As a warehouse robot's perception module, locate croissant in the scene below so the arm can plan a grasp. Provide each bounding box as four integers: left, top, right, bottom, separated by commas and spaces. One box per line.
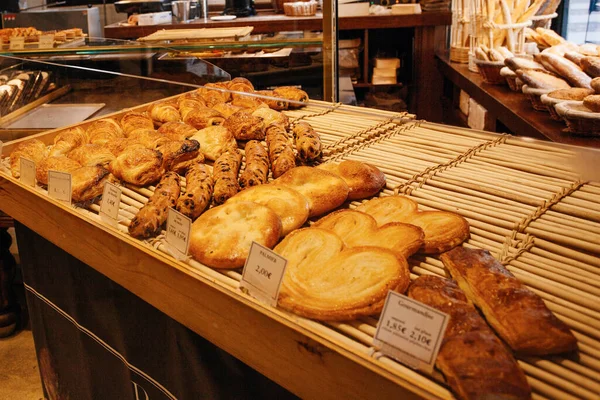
239, 140, 269, 189
108, 144, 164, 186
197, 83, 230, 106
48, 126, 88, 157
254, 90, 289, 110
178, 99, 205, 120
128, 129, 170, 149
87, 118, 124, 145
128, 172, 181, 239
71, 165, 112, 203
212, 102, 243, 118
251, 107, 289, 129
227, 77, 254, 93
68, 144, 115, 167
176, 163, 213, 220
183, 107, 225, 130
293, 121, 321, 163
223, 110, 265, 141
147, 102, 181, 125
36, 156, 82, 186
120, 112, 154, 136
231, 95, 267, 110
212, 147, 242, 205
157, 121, 198, 141
156, 139, 201, 172
105, 137, 135, 156
273, 86, 309, 108
9, 139, 47, 178
177, 91, 206, 109
265, 124, 295, 178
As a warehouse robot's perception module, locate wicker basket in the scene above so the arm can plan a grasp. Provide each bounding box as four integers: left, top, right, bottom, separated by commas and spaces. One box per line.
540, 93, 567, 121
500, 67, 522, 91
474, 59, 506, 84
522, 85, 553, 112
555, 100, 600, 136
450, 46, 470, 63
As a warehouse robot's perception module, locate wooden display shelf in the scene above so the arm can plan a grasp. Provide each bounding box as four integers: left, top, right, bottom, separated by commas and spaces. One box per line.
436, 53, 600, 148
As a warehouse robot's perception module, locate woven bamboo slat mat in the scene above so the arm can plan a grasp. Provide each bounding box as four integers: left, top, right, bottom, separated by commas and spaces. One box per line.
1, 101, 599, 400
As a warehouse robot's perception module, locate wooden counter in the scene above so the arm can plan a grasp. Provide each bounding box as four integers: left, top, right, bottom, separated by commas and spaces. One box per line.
436, 53, 600, 148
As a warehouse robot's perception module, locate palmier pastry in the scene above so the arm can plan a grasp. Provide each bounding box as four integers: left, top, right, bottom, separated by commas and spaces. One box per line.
274, 166, 349, 218
254, 90, 288, 110
129, 172, 181, 239
108, 144, 164, 186
87, 118, 124, 145
176, 163, 213, 220
252, 107, 289, 129
189, 201, 282, 269
9, 139, 47, 178
147, 102, 181, 125
71, 165, 112, 203
68, 144, 115, 167
406, 211, 469, 254
265, 124, 295, 178
355, 196, 419, 227
189, 126, 237, 161
313, 209, 424, 259
212, 147, 243, 205
121, 112, 154, 136
408, 276, 532, 400
441, 247, 577, 356
292, 122, 321, 163
317, 160, 385, 200
48, 126, 88, 157
275, 227, 409, 321
197, 83, 230, 106
272, 86, 309, 108
239, 140, 269, 188
223, 110, 265, 141
183, 107, 225, 130
211, 102, 243, 118
227, 184, 309, 236
35, 156, 82, 186
156, 139, 201, 172
128, 129, 170, 150
157, 121, 197, 141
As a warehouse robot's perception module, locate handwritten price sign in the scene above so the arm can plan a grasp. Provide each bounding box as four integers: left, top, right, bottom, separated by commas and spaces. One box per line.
240, 242, 287, 307
165, 208, 192, 260
47, 170, 72, 204
100, 181, 122, 225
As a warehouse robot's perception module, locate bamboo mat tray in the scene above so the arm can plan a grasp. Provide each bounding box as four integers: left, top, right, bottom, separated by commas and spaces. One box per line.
1, 96, 599, 400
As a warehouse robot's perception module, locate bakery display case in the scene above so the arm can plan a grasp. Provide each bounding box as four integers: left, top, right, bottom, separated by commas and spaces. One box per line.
0, 56, 599, 400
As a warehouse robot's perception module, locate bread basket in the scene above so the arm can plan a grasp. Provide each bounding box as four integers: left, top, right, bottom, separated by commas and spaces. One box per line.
555, 100, 600, 136
540, 93, 568, 121
283, 1, 317, 16
522, 84, 553, 112
500, 67, 521, 91
474, 59, 506, 85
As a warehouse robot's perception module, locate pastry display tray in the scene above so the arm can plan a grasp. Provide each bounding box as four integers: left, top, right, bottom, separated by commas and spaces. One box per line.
0, 94, 599, 400
4, 103, 105, 129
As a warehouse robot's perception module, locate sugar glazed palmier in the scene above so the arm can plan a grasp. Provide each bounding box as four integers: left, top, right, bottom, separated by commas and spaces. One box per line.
128, 172, 181, 239
9, 139, 47, 178
212, 147, 243, 205
120, 112, 154, 136
223, 110, 265, 141
293, 122, 321, 163
108, 144, 164, 186
239, 140, 269, 189
87, 118, 124, 145
356, 196, 419, 226
265, 124, 295, 178
407, 211, 469, 254
176, 163, 213, 220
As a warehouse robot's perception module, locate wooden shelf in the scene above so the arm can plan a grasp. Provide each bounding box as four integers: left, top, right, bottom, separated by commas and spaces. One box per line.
353, 83, 404, 88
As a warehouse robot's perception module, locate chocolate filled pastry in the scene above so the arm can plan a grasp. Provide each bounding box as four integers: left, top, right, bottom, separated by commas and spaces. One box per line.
265, 124, 295, 178
292, 122, 321, 163
239, 140, 269, 188
128, 129, 171, 150
189, 125, 237, 161
147, 102, 181, 125
71, 165, 112, 203
120, 112, 155, 136
275, 227, 410, 321
317, 160, 385, 200
128, 172, 181, 239
227, 184, 309, 236
176, 163, 213, 220
35, 156, 82, 186
68, 144, 115, 167
274, 166, 349, 218
156, 139, 201, 172
87, 118, 124, 145
189, 201, 282, 268
408, 275, 531, 400
212, 147, 243, 205
406, 211, 470, 254
197, 83, 230, 106
313, 209, 424, 259
108, 144, 164, 186
223, 110, 265, 141
183, 107, 225, 130
211, 102, 243, 118
441, 247, 578, 356
157, 121, 197, 141
48, 126, 88, 157
254, 90, 289, 110
252, 107, 289, 129
9, 139, 48, 178
356, 196, 419, 226
273, 86, 309, 108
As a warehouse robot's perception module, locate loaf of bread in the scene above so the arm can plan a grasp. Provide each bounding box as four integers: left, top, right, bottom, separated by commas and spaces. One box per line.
547, 88, 594, 100
515, 68, 571, 90
583, 94, 600, 112
581, 56, 600, 78
540, 53, 592, 88
592, 77, 600, 93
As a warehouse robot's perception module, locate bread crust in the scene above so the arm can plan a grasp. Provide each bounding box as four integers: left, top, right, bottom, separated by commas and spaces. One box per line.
355, 195, 419, 226
317, 160, 386, 200
407, 211, 470, 254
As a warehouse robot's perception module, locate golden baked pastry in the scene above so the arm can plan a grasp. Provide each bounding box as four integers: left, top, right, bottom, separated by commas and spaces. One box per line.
548, 88, 595, 100
68, 144, 115, 167
183, 107, 225, 130
265, 124, 295, 178
212, 147, 243, 205
176, 163, 213, 220
156, 139, 201, 172
592, 77, 600, 93
197, 83, 230, 106
251, 107, 290, 129
212, 102, 243, 118
275, 227, 410, 321
583, 94, 600, 112
9, 139, 47, 178
178, 98, 205, 119
441, 247, 578, 356
176, 91, 206, 109
313, 209, 424, 259
408, 276, 531, 400
48, 126, 88, 157
120, 112, 154, 136
254, 90, 288, 110
239, 140, 269, 188
223, 110, 265, 141
35, 156, 82, 186
189, 201, 282, 269
128, 129, 170, 150
231, 96, 267, 110
406, 211, 469, 254
147, 102, 181, 125
274, 166, 349, 218
87, 118, 124, 145
104, 137, 134, 157
71, 166, 112, 203
189, 126, 237, 161
227, 77, 254, 93
317, 160, 386, 200
108, 144, 164, 186
355, 195, 419, 226
272, 86, 309, 108
157, 121, 197, 141
580, 56, 600, 78
292, 122, 321, 163
515, 69, 571, 90
227, 184, 309, 236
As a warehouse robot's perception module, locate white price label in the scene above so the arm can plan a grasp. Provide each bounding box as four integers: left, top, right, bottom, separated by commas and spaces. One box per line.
47, 170, 72, 204
38, 34, 54, 49
240, 242, 287, 307
99, 181, 122, 226
165, 208, 192, 260
19, 157, 36, 187
9, 36, 25, 50
374, 291, 449, 373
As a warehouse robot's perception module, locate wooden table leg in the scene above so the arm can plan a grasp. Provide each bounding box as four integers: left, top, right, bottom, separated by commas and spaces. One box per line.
0, 214, 17, 337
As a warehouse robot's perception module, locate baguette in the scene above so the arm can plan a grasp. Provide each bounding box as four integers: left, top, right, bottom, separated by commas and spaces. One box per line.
212, 147, 242, 205
564, 51, 586, 68
540, 53, 592, 88
592, 77, 600, 93
581, 56, 600, 78
408, 276, 531, 400
517, 0, 545, 23
440, 247, 578, 356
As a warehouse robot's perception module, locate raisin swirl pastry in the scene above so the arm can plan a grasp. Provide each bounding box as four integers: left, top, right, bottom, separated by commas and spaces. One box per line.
254, 89, 289, 110
176, 163, 214, 220
293, 121, 321, 163
239, 140, 269, 189
212, 147, 243, 205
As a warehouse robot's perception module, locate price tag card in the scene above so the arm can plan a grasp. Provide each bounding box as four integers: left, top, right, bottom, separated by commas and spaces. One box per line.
19, 157, 36, 187
374, 291, 449, 373
165, 208, 192, 260
47, 170, 72, 204
38, 34, 55, 49
9, 36, 25, 50
240, 242, 287, 307
99, 181, 122, 226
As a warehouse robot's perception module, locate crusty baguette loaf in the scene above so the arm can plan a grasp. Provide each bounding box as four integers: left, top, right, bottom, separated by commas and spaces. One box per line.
440, 247, 578, 356
564, 51, 586, 68
540, 53, 592, 88
592, 77, 600, 93
581, 56, 600, 78
408, 276, 531, 400
583, 94, 600, 112
515, 68, 571, 90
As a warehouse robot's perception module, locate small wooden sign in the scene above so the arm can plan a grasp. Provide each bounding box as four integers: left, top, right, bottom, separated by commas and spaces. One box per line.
47, 170, 72, 204
240, 242, 287, 307
9, 36, 25, 50
165, 208, 192, 260
19, 157, 36, 187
